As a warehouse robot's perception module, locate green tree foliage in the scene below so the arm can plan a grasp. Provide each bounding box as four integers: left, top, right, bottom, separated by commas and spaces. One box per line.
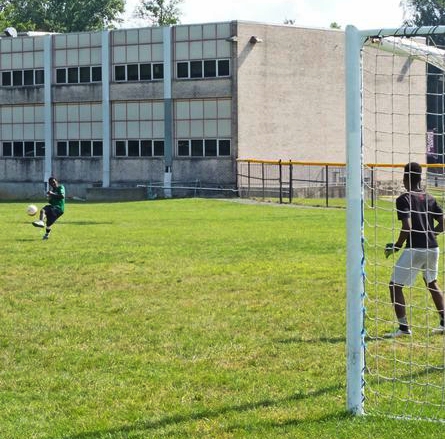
2, 0, 125, 32
330, 22, 341, 29
134, 0, 183, 26
401, 0, 445, 26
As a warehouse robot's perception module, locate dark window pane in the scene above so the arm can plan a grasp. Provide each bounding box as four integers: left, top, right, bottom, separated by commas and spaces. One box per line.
92, 141, 103, 156
128, 140, 139, 156
153, 140, 164, 156
92, 66, 102, 82
205, 139, 217, 156
56, 69, 66, 84
79, 67, 90, 83
127, 64, 139, 81
81, 140, 91, 156
218, 59, 230, 76
178, 140, 189, 156
23, 70, 34, 85
204, 60, 216, 77
116, 140, 126, 156
13, 70, 22, 86
57, 141, 67, 156
69, 140, 80, 156
24, 141, 34, 156
35, 70, 44, 84
191, 139, 203, 156
140, 64, 151, 80
219, 139, 231, 156
141, 140, 152, 156
177, 62, 188, 78
2, 71, 11, 86
190, 61, 202, 78
13, 141, 23, 157
68, 67, 78, 83
3, 142, 12, 156
36, 141, 45, 156
115, 65, 126, 81
153, 63, 163, 79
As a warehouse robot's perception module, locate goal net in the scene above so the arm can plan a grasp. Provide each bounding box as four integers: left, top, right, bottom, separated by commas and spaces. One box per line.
346, 25, 445, 421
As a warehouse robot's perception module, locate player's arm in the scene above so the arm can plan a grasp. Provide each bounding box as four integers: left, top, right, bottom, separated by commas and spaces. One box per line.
385, 217, 410, 258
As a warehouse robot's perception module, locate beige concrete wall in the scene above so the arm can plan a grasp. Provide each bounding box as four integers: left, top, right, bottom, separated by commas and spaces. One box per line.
236, 23, 346, 162
236, 23, 427, 166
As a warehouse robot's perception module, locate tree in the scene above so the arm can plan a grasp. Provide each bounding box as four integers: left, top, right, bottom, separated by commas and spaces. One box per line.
400, 1, 445, 165
330, 22, 341, 29
134, 0, 183, 26
3, 0, 125, 33
283, 18, 296, 25
401, 0, 445, 26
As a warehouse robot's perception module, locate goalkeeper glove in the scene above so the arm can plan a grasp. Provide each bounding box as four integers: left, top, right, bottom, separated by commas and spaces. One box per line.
384, 243, 400, 259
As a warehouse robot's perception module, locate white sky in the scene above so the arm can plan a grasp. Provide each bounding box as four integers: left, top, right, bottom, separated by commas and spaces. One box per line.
122, 0, 407, 30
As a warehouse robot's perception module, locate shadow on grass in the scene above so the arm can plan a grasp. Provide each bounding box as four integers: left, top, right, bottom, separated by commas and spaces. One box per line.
57, 384, 346, 439
276, 335, 346, 344
22, 221, 113, 226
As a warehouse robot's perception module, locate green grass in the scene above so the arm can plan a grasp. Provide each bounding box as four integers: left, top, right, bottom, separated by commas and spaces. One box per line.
0, 198, 444, 438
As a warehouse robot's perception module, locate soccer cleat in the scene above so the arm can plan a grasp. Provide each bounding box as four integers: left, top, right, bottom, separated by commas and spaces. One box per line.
431, 325, 445, 335
385, 328, 412, 338
32, 220, 45, 228
42, 234, 49, 240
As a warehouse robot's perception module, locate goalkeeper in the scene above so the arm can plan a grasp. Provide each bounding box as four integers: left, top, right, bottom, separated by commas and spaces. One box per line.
385, 162, 445, 337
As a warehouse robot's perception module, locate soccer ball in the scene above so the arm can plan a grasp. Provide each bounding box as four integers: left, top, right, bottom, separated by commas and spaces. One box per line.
27, 204, 38, 216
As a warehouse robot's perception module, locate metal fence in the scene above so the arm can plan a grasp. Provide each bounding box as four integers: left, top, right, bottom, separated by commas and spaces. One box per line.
237, 159, 348, 206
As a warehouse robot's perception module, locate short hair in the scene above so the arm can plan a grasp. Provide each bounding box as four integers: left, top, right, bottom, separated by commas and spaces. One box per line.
404, 162, 422, 185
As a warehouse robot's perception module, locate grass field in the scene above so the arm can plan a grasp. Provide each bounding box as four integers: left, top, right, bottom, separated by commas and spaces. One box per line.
1, 198, 444, 439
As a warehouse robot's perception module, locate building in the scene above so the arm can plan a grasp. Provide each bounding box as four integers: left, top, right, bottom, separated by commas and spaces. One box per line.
0, 22, 426, 199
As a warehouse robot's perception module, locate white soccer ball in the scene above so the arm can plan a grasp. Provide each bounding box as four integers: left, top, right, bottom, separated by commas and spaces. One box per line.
27, 204, 38, 216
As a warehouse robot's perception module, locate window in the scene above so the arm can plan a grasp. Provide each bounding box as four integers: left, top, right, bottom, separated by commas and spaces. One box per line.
190, 61, 202, 78
127, 64, 139, 81
176, 59, 231, 79
80, 66, 91, 83
1, 69, 45, 87
69, 141, 80, 156
153, 64, 164, 79
24, 70, 34, 85
178, 140, 190, 156
2, 142, 12, 156
2, 71, 11, 86
115, 140, 164, 157
0, 141, 45, 158
115, 65, 126, 81
218, 60, 230, 76
204, 60, 216, 77
68, 68, 79, 84
56, 69, 66, 84
140, 64, 151, 80
35, 70, 44, 85
92, 67, 102, 82
205, 139, 217, 156
177, 139, 231, 157
191, 139, 203, 156
57, 140, 102, 157
57, 141, 67, 156
114, 63, 164, 82
13, 71, 23, 86
177, 62, 189, 78
56, 67, 102, 84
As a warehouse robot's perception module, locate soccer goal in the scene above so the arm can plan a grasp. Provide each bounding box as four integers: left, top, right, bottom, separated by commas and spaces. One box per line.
346, 25, 445, 421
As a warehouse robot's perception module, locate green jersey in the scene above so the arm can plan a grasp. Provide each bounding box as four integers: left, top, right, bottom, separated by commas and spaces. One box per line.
50, 184, 65, 213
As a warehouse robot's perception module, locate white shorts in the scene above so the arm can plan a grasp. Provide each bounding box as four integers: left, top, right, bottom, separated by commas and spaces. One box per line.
390, 247, 440, 287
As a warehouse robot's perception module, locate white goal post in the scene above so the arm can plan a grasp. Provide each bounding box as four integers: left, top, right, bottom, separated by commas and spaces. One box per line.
346, 25, 445, 419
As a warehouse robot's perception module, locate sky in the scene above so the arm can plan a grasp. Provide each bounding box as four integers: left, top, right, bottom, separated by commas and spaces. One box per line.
122, 0, 407, 30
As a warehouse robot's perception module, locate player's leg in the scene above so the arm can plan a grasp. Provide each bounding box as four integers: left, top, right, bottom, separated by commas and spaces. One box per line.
424, 248, 444, 333
32, 205, 48, 228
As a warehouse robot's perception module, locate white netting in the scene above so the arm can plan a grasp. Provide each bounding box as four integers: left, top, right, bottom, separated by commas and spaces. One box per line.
361, 31, 445, 421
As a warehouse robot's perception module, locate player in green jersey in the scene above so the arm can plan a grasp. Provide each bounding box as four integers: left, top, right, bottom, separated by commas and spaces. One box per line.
32, 176, 65, 240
